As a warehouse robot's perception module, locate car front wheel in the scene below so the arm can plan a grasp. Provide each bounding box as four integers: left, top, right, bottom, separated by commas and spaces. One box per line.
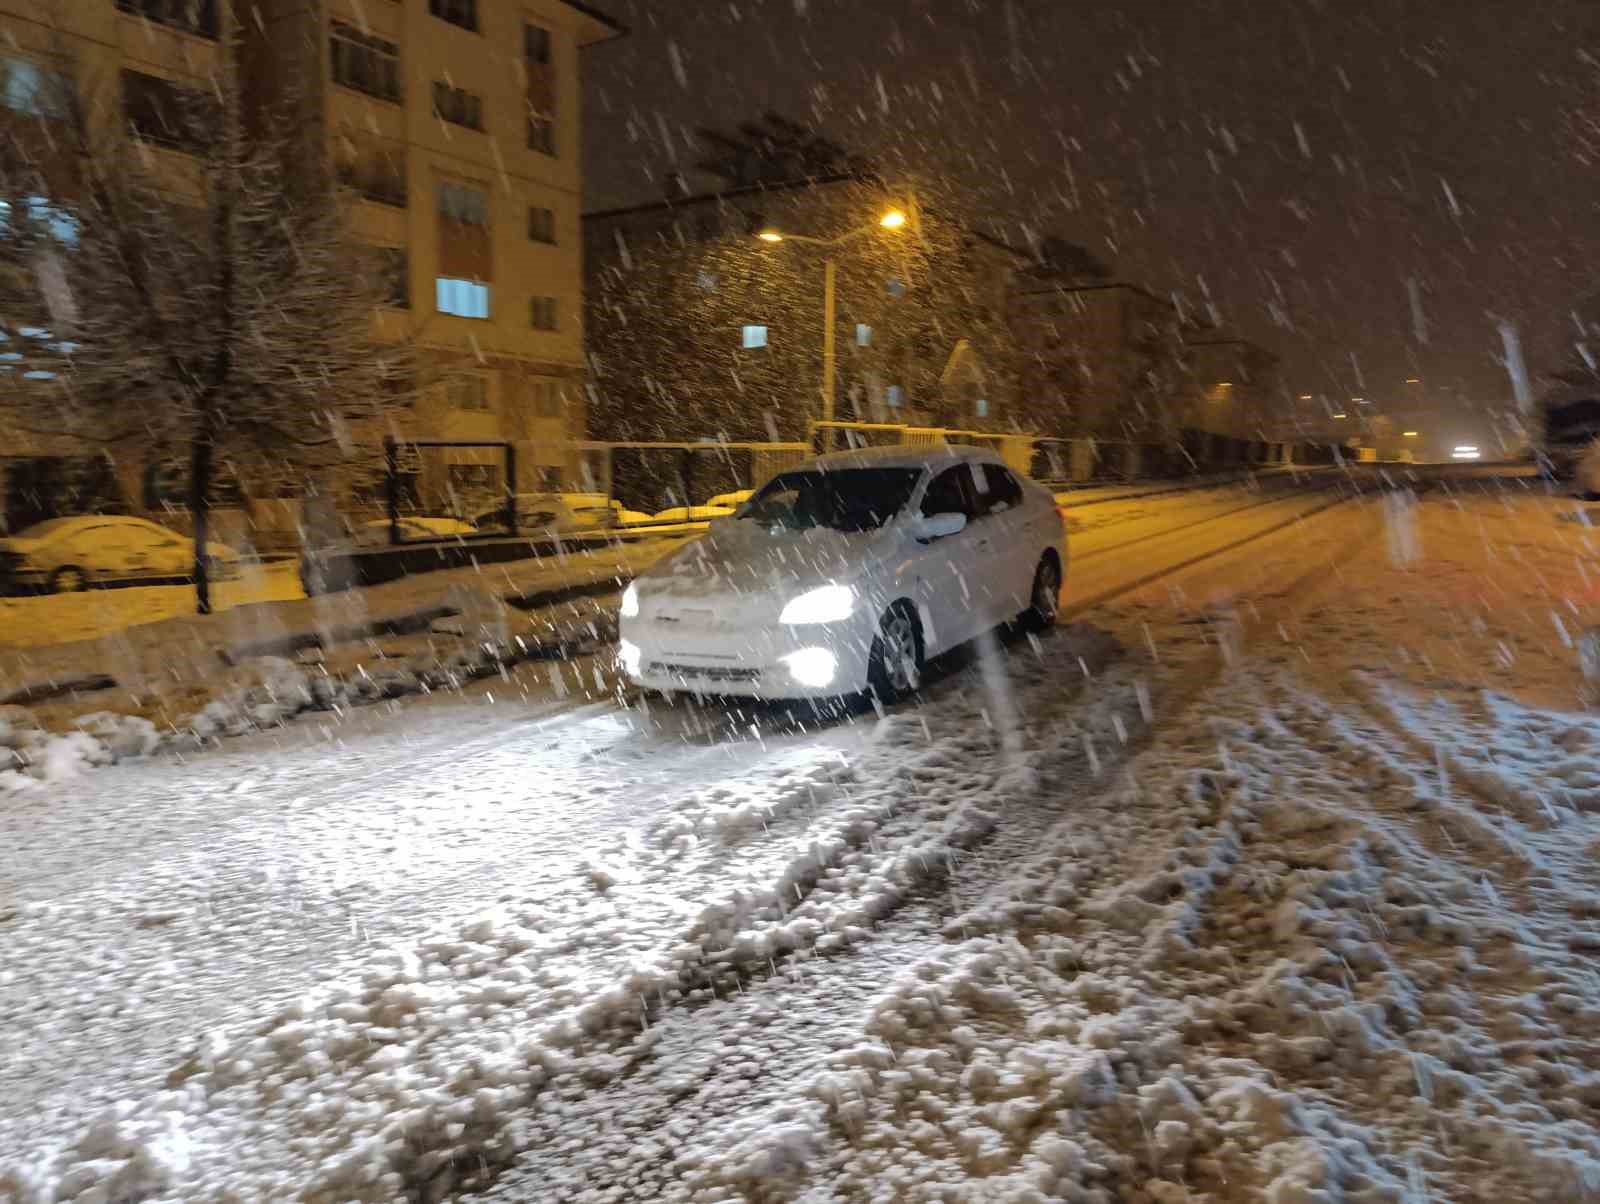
867, 602, 924, 704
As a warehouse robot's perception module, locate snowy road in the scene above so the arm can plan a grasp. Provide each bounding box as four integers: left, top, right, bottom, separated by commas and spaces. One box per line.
10, 472, 1599, 1203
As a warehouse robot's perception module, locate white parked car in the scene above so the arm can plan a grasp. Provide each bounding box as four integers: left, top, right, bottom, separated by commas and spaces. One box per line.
618, 446, 1066, 701
0, 515, 241, 593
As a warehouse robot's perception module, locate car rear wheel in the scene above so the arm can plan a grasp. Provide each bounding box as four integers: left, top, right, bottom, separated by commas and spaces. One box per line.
49, 566, 88, 594
867, 602, 924, 704
1022, 554, 1061, 631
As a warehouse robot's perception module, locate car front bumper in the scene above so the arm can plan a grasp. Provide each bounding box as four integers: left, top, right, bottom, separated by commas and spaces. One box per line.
619, 612, 877, 700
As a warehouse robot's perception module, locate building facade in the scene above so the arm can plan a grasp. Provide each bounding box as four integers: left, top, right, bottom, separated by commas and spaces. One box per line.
0, 0, 619, 531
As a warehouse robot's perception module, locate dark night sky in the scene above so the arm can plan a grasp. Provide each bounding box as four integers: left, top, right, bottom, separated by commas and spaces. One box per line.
581, 0, 1599, 405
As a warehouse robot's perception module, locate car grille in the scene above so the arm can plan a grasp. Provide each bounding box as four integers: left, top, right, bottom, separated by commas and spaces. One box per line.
648, 661, 761, 684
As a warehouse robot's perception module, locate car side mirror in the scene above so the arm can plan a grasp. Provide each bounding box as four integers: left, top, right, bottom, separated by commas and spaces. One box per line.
913, 511, 967, 541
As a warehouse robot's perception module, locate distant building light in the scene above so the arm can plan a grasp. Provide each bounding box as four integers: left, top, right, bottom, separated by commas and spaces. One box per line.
974, 398, 989, 419
741, 324, 768, 349
856, 323, 872, 347
886, 384, 903, 409
1403, 430, 1419, 437
1332, 413, 1348, 419
1297, 393, 1313, 400
1405, 378, 1421, 384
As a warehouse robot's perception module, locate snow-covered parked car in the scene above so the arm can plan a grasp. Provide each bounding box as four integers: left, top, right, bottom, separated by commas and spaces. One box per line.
618, 445, 1066, 701
472, 493, 649, 532
0, 515, 241, 593
353, 516, 478, 545
648, 504, 738, 524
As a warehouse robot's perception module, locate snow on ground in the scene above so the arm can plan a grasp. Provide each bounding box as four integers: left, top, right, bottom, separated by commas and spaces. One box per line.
5, 478, 1600, 1202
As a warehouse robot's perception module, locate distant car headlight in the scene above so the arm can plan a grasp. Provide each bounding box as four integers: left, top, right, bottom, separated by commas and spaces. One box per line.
778, 583, 855, 625
620, 582, 640, 618
618, 638, 642, 677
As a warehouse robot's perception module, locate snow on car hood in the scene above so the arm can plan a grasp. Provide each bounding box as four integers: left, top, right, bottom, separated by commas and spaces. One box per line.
640, 518, 898, 605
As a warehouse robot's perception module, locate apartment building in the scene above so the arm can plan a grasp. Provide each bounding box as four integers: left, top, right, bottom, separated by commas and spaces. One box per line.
0, 0, 619, 528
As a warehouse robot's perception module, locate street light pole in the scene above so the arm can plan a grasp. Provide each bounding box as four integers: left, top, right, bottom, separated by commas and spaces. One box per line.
755, 202, 909, 446
822, 257, 837, 428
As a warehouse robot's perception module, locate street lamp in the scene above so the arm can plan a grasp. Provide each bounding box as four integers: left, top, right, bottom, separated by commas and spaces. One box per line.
754, 203, 912, 430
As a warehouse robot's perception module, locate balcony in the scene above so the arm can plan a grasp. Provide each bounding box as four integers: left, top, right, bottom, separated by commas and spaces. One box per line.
115, 0, 220, 40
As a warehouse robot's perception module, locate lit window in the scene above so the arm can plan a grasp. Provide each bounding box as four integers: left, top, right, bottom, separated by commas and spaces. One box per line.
887, 385, 903, 409
0, 197, 78, 245
856, 324, 872, 346
436, 277, 489, 319
974, 398, 989, 419
530, 295, 558, 330
0, 57, 69, 118
742, 325, 768, 349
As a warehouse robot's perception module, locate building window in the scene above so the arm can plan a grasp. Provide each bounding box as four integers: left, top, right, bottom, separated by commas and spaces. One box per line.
531, 378, 563, 418
974, 398, 989, 419
856, 323, 872, 347
432, 81, 483, 131
115, 0, 219, 40
742, 325, 768, 350
335, 136, 406, 206
436, 278, 489, 319
0, 58, 69, 119
371, 247, 409, 308
330, 22, 401, 104
438, 180, 488, 227
696, 271, 719, 293
886, 278, 906, 299
121, 70, 216, 153
527, 205, 555, 244
428, 0, 478, 33
529, 296, 558, 331
886, 384, 903, 409
445, 375, 489, 410
523, 21, 555, 155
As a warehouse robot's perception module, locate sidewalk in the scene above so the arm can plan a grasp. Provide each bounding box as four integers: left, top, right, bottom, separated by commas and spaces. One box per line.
0, 534, 691, 788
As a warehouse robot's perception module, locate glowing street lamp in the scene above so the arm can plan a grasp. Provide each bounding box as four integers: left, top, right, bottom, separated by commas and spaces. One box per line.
754, 202, 914, 428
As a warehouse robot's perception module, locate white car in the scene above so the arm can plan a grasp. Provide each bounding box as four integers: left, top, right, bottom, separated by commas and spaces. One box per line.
0, 515, 241, 593
618, 446, 1066, 701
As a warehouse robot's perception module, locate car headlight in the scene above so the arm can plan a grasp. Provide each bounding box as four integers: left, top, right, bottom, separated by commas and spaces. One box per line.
779, 583, 855, 626
618, 638, 642, 677
620, 582, 640, 618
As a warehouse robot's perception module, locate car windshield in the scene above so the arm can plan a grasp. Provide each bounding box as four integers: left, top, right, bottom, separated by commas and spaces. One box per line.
740, 467, 923, 533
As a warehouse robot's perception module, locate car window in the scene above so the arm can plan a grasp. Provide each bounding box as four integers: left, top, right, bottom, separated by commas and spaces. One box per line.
742, 467, 922, 532
920, 466, 977, 519
980, 464, 1025, 514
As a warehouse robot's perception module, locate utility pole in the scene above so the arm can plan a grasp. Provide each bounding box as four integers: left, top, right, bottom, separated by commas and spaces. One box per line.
822, 257, 837, 428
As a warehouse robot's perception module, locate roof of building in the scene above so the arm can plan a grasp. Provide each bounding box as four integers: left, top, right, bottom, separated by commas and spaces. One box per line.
561, 0, 626, 45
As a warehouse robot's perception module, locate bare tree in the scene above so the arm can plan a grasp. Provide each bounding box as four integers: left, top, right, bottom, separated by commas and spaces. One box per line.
0, 16, 409, 613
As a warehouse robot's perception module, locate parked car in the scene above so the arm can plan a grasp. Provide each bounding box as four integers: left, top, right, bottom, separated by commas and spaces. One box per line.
353, 516, 478, 546
649, 505, 738, 524
0, 515, 242, 593
619, 445, 1066, 702
472, 493, 649, 532
703, 489, 755, 510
